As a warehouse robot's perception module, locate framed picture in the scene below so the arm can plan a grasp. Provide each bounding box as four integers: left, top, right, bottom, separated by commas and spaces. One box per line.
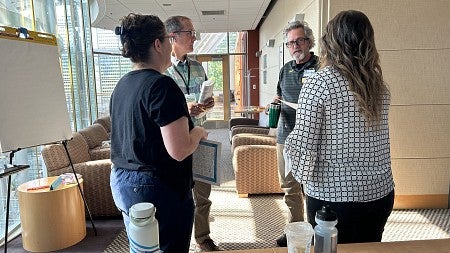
193, 140, 222, 185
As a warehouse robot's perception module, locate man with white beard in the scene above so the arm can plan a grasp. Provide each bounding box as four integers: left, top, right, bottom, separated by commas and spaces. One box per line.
270, 20, 318, 247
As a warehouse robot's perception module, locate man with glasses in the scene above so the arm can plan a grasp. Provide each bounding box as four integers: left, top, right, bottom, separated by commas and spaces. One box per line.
164, 16, 220, 252
271, 20, 318, 247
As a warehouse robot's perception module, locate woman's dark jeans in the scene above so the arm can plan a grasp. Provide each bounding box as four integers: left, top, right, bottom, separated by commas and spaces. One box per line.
110, 167, 194, 253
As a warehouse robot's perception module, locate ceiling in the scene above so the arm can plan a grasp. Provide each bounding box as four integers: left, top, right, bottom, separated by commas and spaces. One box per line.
90, 0, 274, 33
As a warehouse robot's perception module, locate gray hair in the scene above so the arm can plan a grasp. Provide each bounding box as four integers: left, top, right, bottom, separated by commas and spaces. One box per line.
283, 21, 315, 49
164, 16, 191, 33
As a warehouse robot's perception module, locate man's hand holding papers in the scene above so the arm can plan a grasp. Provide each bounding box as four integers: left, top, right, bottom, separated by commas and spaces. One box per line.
193, 80, 215, 118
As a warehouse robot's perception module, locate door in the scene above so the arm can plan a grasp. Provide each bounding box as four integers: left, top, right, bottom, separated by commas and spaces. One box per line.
196, 55, 230, 123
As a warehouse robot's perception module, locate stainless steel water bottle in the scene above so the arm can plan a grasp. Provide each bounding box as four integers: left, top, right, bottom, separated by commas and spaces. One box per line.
128, 202, 160, 253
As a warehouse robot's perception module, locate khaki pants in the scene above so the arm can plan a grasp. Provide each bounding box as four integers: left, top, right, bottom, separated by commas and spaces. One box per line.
276, 144, 305, 222
193, 180, 212, 243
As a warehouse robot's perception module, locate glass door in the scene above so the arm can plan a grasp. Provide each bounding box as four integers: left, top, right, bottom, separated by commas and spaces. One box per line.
196, 55, 230, 123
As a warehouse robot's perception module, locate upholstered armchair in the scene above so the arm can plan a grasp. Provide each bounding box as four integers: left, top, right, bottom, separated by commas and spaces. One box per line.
229, 117, 260, 129
41, 132, 120, 217
232, 133, 283, 197
228, 117, 269, 143
230, 125, 270, 141
78, 123, 110, 160
93, 116, 111, 136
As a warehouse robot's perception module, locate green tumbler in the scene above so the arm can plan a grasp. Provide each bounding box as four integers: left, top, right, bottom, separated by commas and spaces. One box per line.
268, 102, 281, 128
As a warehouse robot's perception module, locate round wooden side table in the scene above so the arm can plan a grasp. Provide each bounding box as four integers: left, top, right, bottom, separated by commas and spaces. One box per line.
17, 176, 86, 252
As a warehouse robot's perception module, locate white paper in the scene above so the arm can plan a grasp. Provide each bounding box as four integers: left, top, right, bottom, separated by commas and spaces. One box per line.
279, 99, 299, 109
0, 33, 72, 153
283, 148, 291, 177
192, 139, 222, 185
198, 80, 214, 103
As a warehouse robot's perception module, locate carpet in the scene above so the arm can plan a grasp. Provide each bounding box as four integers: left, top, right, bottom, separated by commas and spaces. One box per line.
104, 188, 288, 252
103, 128, 450, 252
104, 187, 450, 252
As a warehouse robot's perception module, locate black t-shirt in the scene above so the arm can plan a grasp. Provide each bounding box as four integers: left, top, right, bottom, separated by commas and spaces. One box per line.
110, 69, 194, 195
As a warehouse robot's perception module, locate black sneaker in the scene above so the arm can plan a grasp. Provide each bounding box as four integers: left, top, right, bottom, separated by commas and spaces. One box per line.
276, 233, 287, 247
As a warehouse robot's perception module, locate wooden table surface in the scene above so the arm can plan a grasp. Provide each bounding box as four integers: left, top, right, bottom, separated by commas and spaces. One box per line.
233, 106, 266, 119
233, 106, 266, 114
220, 238, 450, 253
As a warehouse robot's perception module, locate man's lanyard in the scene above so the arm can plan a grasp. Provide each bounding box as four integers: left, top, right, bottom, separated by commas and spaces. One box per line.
173, 61, 191, 94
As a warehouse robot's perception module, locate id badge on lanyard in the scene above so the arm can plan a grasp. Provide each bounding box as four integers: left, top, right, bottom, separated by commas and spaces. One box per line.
301, 69, 315, 83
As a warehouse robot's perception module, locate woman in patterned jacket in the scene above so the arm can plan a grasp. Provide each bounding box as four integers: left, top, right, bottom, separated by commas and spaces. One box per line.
284, 10, 395, 243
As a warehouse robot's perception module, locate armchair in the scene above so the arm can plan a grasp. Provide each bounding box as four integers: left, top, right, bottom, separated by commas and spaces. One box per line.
41, 132, 120, 217
93, 115, 111, 136
230, 125, 270, 141
232, 133, 283, 197
229, 117, 259, 129
228, 117, 269, 143
78, 123, 110, 160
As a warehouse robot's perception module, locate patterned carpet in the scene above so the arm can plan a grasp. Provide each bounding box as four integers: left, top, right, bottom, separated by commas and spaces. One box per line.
104, 188, 450, 252
103, 128, 450, 252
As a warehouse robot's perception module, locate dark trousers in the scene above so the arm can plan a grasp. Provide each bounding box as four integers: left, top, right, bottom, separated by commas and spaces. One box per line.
110, 168, 195, 253
306, 190, 394, 244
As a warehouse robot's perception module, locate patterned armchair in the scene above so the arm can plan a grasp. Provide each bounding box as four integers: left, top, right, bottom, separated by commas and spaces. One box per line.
232, 133, 283, 197
230, 125, 270, 140
228, 117, 269, 143
78, 123, 110, 160
229, 117, 260, 129
93, 115, 111, 136
41, 132, 120, 217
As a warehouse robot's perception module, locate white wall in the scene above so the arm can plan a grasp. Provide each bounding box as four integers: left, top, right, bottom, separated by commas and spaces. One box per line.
258, 0, 321, 106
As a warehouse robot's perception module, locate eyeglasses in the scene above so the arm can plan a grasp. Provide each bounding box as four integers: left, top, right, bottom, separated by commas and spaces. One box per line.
285, 37, 309, 48
175, 30, 197, 37
161, 35, 174, 43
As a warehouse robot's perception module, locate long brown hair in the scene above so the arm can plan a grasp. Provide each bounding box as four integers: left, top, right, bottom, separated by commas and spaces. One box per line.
320, 10, 388, 125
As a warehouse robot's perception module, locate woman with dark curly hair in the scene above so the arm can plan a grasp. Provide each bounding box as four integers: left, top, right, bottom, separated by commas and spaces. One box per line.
109, 13, 208, 252
285, 10, 395, 243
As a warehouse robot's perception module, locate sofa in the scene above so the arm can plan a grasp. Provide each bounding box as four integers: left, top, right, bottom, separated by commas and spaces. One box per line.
231, 133, 283, 197
41, 119, 120, 217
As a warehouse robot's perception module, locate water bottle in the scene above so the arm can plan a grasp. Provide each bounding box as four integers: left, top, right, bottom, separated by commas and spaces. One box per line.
314, 205, 338, 253
128, 202, 160, 253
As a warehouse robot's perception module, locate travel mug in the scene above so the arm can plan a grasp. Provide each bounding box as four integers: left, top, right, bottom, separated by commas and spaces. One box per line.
268, 102, 281, 128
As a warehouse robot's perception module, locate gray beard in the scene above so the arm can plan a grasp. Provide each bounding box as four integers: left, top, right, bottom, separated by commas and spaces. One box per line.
294, 51, 306, 62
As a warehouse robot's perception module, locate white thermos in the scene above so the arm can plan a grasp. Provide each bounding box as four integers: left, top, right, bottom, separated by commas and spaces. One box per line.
314, 205, 338, 253
128, 202, 160, 253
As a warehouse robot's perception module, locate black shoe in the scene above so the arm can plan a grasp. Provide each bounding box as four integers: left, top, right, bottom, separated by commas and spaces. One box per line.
197, 238, 223, 251
276, 233, 287, 247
